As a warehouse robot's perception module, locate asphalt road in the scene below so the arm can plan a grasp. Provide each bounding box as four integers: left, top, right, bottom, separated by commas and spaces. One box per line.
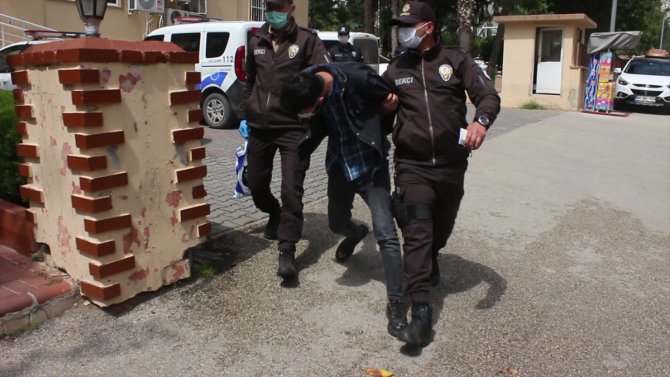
1, 108, 669, 377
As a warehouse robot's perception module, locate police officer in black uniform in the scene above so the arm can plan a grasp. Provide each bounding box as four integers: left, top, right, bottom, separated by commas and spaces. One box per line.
328, 26, 364, 63
383, 1, 501, 347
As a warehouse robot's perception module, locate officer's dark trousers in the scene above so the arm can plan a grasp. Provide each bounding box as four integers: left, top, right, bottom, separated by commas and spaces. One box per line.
328, 163, 403, 302
247, 128, 310, 253
395, 161, 466, 304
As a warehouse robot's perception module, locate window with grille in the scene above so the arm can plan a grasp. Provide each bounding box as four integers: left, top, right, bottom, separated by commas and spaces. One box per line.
251, 0, 266, 21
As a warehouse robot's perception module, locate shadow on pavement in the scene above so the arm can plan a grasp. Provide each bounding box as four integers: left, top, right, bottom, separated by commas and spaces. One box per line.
432, 254, 507, 321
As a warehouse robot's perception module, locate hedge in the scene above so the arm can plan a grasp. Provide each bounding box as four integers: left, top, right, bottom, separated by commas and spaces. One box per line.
0, 90, 25, 205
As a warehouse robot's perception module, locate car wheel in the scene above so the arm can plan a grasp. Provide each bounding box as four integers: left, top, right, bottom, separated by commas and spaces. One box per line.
203, 92, 235, 129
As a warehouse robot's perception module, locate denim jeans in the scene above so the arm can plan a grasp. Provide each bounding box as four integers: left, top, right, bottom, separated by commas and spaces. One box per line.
328, 163, 403, 302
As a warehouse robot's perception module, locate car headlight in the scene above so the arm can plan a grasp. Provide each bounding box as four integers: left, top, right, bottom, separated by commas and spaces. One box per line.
617, 77, 629, 86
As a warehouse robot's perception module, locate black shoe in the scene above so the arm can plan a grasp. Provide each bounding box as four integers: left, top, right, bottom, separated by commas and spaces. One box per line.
398, 303, 433, 347
335, 225, 369, 261
276, 251, 296, 279
430, 255, 440, 287
264, 210, 280, 240
386, 300, 408, 338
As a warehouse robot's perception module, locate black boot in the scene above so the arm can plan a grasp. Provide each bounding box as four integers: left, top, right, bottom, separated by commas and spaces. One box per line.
335, 224, 369, 261
276, 251, 296, 279
398, 303, 433, 347
430, 254, 440, 287
264, 210, 280, 240
386, 300, 407, 338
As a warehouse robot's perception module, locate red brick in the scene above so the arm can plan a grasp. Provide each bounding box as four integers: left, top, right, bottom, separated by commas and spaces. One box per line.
185, 71, 201, 85
187, 109, 204, 123
15, 105, 33, 119
79, 172, 128, 192
7, 54, 24, 67
29, 280, 72, 304
142, 51, 166, 64
89, 255, 135, 279
58, 69, 100, 84
57, 48, 119, 63
190, 147, 206, 161
179, 203, 210, 222
76, 237, 115, 257
0, 292, 33, 316
84, 214, 132, 234
172, 127, 204, 144
18, 163, 31, 178
62, 112, 104, 128
12, 88, 24, 103
120, 50, 143, 64
80, 281, 121, 301
192, 185, 207, 199
10, 71, 28, 85
25, 210, 34, 224
175, 165, 207, 183
168, 51, 199, 64
71, 195, 112, 213
71, 89, 122, 106
197, 222, 212, 238
170, 90, 201, 106
75, 130, 124, 149
67, 155, 107, 171
19, 185, 43, 203
16, 143, 38, 158
15, 122, 28, 136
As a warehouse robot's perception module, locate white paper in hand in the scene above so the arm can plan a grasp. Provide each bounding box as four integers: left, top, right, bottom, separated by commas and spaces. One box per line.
458, 128, 468, 145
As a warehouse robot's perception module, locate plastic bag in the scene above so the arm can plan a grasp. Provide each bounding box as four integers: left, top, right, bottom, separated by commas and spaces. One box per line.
233, 141, 251, 198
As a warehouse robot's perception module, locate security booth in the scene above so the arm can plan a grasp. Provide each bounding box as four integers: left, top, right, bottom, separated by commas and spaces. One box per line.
493, 14, 597, 111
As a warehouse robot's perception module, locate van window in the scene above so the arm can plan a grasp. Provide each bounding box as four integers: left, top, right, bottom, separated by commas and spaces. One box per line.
144, 35, 164, 42
171, 33, 201, 53
205, 32, 230, 58
353, 39, 379, 65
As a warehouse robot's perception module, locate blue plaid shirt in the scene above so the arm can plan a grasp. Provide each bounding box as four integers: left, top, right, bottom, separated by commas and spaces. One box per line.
321, 69, 377, 182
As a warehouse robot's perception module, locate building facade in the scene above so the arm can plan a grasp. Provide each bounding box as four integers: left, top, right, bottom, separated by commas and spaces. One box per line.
0, 0, 309, 45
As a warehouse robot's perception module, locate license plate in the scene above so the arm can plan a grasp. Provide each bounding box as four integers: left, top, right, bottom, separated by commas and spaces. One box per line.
635, 95, 656, 103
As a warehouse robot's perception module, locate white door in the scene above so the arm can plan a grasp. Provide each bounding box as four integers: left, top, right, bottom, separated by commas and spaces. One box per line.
536, 28, 563, 95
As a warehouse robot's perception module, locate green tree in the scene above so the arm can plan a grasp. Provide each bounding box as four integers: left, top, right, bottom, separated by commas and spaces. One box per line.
0, 91, 25, 204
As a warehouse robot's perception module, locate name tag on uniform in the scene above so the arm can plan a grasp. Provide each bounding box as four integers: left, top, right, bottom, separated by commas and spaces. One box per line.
395, 77, 414, 86
254, 49, 266, 56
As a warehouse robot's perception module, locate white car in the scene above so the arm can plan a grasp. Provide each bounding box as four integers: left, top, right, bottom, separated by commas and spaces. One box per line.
146, 21, 264, 129
614, 56, 670, 113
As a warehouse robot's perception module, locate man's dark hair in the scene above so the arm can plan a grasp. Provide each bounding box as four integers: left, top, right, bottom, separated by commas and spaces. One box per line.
280, 72, 324, 114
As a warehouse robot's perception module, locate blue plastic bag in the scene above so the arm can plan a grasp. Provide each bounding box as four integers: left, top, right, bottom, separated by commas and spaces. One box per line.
233, 141, 250, 198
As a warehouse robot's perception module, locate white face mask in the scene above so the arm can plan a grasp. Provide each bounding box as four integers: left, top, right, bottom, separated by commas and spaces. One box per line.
338, 36, 349, 44
398, 23, 429, 49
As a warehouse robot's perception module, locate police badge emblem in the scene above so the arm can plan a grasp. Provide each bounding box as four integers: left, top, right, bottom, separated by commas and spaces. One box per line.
288, 45, 300, 59
439, 64, 453, 82
401, 3, 411, 15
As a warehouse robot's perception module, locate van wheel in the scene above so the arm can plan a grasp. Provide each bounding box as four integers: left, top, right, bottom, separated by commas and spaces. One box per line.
203, 92, 235, 129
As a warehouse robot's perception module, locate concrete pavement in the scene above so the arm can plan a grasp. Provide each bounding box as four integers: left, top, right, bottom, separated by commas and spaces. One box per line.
1, 108, 669, 376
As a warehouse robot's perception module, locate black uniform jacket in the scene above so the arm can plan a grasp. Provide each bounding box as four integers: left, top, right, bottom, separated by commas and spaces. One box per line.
242, 18, 329, 129
383, 43, 501, 166
328, 43, 364, 63
299, 62, 397, 163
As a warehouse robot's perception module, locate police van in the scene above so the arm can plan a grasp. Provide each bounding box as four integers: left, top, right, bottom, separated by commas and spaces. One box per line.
145, 21, 263, 129
318, 31, 380, 73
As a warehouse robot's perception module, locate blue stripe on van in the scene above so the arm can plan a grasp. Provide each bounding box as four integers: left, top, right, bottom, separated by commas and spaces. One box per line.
197, 71, 228, 91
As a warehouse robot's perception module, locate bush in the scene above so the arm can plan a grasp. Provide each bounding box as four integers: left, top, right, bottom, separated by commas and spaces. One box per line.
0, 90, 25, 204
520, 100, 546, 110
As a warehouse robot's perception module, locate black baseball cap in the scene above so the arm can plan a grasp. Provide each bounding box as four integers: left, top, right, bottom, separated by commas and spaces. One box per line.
390, 1, 436, 26
338, 26, 349, 35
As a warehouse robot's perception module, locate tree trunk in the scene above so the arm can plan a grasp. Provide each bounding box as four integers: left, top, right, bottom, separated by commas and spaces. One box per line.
364, 0, 375, 34
391, 0, 399, 54
487, 23, 504, 79
457, 0, 476, 52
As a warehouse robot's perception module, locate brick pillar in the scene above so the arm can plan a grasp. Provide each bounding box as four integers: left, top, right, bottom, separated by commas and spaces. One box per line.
8, 39, 210, 306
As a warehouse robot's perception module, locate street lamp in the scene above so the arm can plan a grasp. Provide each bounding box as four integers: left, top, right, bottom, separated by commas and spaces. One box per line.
75, 0, 108, 37
661, 15, 669, 49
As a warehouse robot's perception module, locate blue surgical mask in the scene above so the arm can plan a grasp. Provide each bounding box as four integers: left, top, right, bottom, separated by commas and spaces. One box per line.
266, 11, 289, 29
398, 23, 429, 49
